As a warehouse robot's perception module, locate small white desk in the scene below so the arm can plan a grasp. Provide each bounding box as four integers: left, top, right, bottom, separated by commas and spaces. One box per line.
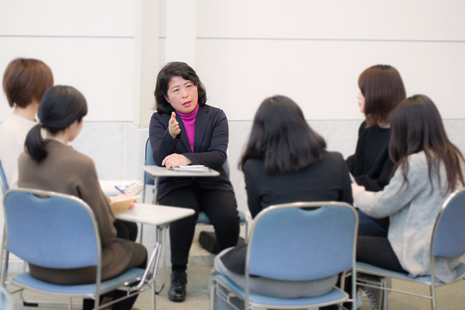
143, 165, 220, 204
115, 203, 195, 226
115, 203, 195, 298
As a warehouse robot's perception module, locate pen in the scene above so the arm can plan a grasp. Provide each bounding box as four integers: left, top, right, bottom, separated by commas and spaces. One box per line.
114, 186, 126, 194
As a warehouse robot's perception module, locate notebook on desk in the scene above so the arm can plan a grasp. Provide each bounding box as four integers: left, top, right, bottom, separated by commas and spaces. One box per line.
99, 180, 143, 196
171, 165, 210, 173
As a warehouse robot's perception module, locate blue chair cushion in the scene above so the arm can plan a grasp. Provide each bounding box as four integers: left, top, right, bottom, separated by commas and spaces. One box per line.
213, 274, 348, 307
12, 268, 145, 296
197, 211, 247, 224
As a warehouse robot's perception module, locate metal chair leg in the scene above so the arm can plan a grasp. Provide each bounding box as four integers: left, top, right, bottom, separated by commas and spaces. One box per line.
155, 226, 167, 294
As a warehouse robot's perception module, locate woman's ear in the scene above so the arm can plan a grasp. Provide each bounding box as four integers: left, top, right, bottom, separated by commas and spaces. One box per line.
164, 94, 170, 103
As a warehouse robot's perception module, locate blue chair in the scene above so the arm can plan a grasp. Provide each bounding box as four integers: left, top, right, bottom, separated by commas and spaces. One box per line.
1, 188, 156, 310
356, 188, 465, 310
210, 201, 358, 310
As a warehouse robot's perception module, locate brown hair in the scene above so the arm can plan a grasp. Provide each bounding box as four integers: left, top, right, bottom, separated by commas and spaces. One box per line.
358, 65, 406, 127
154, 62, 207, 114
239, 95, 326, 175
389, 95, 464, 195
2, 58, 54, 108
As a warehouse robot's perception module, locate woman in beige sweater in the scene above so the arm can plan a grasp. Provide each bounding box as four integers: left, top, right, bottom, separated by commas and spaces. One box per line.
18, 85, 146, 310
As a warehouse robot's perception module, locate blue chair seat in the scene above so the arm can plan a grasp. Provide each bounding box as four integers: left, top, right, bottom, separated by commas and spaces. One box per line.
214, 273, 348, 307
356, 261, 465, 285
197, 210, 247, 224
12, 268, 145, 296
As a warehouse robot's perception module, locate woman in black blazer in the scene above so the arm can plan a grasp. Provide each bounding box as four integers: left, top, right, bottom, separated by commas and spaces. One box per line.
149, 62, 239, 303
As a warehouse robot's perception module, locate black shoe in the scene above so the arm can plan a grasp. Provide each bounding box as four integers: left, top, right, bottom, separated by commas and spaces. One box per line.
168, 271, 187, 302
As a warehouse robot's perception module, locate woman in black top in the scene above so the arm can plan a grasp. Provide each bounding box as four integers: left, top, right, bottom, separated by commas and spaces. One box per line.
346, 65, 406, 234
210, 95, 352, 309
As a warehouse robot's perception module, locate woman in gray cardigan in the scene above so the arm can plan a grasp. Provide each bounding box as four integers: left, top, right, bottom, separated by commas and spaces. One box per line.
352, 95, 465, 308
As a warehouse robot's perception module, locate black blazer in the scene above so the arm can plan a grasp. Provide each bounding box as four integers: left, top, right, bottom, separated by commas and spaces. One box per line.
149, 104, 233, 200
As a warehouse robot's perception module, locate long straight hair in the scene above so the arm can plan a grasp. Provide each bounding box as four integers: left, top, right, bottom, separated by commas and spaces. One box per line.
25, 85, 88, 162
359, 65, 406, 127
389, 95, 464, 195
239, 95, 326, 175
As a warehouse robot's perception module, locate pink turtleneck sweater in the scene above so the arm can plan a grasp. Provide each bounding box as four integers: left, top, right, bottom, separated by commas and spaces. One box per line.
177, 104, 199, 152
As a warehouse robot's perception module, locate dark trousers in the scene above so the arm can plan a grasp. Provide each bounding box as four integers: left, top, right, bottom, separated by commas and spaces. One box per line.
82, 256, 147, 310
82, 222, 142, 310
357, 235, 406, 273
159, 183, 240, 271
322, 233, 406, 310
114, 219, 139, 242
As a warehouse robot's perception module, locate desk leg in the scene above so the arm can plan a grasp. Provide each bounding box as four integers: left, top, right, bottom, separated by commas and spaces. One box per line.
152, 177, 159, 205
155, 225, 167, 294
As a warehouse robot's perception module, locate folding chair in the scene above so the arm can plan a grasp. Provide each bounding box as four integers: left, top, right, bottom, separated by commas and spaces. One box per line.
356, 188, 465, 310
0, 188, 157, 310
210, 201, 359, 310
1, 161, 39, 307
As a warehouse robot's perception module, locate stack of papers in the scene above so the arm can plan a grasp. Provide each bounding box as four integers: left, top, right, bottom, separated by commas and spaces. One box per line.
99, 180, 144, 196
172, 165, 210, 173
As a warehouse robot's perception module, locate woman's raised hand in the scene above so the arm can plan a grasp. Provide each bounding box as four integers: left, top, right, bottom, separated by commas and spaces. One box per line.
169, 112, 181, 138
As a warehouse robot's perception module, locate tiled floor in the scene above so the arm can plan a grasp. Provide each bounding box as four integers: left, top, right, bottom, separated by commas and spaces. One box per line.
6, 264, 465, 310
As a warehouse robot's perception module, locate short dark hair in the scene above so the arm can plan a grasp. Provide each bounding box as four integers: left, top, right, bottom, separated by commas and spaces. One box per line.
154, 62, 207, 114
389, 95, 464, 195
2, 58, 54, 108
358, 65, 406, 127
239, 95, 326, 175
25, 85, 88, 162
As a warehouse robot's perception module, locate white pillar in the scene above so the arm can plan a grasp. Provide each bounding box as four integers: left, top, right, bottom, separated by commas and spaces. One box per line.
165, 0, 197, 69
134, 0, 159, 128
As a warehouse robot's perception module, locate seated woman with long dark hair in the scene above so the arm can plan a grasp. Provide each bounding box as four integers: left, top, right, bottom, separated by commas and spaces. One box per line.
210, 95, 353, 308
18, 85, 147, 310
352, 95, 465, 309
347, 64, 406, 235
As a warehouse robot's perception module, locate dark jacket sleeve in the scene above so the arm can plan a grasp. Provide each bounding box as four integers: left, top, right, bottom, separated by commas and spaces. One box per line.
337, 153, 354, 205
354, 146, 393, 192
243, 160, 263, 219
346, 121, 366, 174
182, 109, 228, 169
149, 113, 180, 166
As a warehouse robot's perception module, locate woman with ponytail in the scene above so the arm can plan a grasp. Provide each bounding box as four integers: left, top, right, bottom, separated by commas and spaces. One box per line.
0, 58, 53, 188
18, 86, 147, 310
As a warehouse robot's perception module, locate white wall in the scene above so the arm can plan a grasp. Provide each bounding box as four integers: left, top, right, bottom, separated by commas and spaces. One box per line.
0, 0, 136, 122
194, 0, 465, 121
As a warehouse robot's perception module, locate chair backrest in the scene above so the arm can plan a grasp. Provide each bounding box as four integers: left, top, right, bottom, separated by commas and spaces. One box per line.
3, 189, 100, 269
432, 188, 465, 258
246, 202, 358, 281
145, 138, 156, 185
0, 160, 8, 194
144, 137, 230, 182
